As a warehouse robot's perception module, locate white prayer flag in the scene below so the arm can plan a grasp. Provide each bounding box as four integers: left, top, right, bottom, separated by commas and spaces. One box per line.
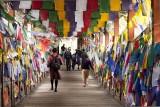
19, 1, 32, 9
30, 10, 40, 20
76, 0, 87, 11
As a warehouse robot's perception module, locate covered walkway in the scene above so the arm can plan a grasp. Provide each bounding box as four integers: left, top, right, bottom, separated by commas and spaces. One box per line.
17, 66, 122, 107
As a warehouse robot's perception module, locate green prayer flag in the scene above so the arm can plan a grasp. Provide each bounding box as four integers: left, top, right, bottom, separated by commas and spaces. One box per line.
56, 20, 63, 30
88, 28, 93, 32
49, 11, 58, 22
91, 11, 100, 19
59, 32, 64, 37
9, 23, 15, 34
99, 0, 110, 13
82, 32, 87, 36
0, 7, 15, 21
34, 21, 41, 27
22, 28, 28, 41
42, 1, 54, 10
90, 19, 98, 27
147, 44, 155, 68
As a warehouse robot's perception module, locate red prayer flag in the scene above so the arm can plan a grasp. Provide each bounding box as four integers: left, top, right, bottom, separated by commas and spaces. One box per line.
83, 11, 91, 30
32, 1, 42, 9
40, 10, 48, 21
49, 22, 56, 29
0, 32, 3, 48
54, 30, 60, 37
17, 27, 24, 42
87, 0, 98, 11
83, 11, 91, 19
77, 32, 82, 36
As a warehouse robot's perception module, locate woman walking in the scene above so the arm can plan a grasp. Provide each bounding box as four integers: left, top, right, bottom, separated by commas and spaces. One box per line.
47, 48, 63, 92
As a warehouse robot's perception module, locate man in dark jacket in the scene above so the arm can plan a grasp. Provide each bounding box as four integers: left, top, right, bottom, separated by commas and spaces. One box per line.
64, 48, 72, 71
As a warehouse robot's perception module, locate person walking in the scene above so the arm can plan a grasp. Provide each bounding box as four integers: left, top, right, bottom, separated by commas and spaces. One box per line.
81, 55, 94, 87
76, 48, 81, 70
72, 53, 76, 71
64, 48, 72, 71
61, 44, 66, 57
47, 48, 62, 92
81, 48, 87, 68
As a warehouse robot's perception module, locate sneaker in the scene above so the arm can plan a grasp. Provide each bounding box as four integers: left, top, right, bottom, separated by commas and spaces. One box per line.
83, 85, 86, 87
51, 87, 53, 90
55, 88, 57, 92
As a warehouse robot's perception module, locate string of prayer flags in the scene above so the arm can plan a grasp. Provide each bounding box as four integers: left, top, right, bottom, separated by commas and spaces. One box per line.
54, 0, 65, 10
32, 1, 42, 9
49, 11, 58, 22
110, 0, 121, 11
99, 0, 110, 13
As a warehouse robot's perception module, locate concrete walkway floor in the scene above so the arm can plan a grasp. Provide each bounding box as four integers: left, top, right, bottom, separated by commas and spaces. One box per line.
17, 66, 123, 107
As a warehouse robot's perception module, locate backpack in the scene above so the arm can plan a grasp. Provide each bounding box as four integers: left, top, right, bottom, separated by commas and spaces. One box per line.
81, 52, 87, 62
50, 56, 61, 70
65, 51, 71, 59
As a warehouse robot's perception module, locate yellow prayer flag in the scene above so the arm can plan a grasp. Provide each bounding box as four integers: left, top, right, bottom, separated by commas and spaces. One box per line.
57, 11, 66, 20
100, 13, 109, 21
97, 20, 105, 27
87, 29, 92, 35
63, 32, 68, 37
142, 0, 151, 17
105, 71, 109, 79
54, 0, 64, 10
63, 20, 70, 29
110, 0, 121, 11
63, 28, 69, 33
142, 50, 148, 69
94, 26, 99, 32
128, 21, 133, 28
123, 29, 128, 42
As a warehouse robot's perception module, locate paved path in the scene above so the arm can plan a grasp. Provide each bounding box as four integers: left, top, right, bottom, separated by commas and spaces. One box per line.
17, 66, 122, 107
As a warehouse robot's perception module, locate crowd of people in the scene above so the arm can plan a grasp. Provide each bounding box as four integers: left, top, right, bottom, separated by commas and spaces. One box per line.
61, 44, 84, 71
46, 45, 94, 92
